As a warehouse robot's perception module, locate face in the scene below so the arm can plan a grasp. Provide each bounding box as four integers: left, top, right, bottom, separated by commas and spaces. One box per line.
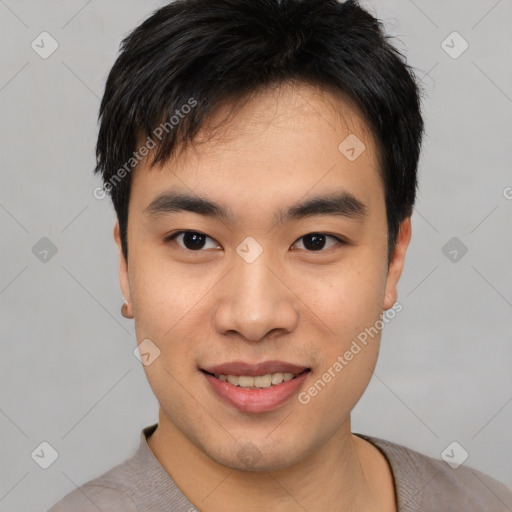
115, 82, 410, 471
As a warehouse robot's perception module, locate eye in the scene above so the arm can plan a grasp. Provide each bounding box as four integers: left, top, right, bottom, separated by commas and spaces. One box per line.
292, 233, 345, 252
165, 231, 220, 251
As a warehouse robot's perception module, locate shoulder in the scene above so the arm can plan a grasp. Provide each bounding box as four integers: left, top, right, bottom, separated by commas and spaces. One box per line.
47, 483, 137, 512
47, 460, 139, 512
357, 433, 512, 512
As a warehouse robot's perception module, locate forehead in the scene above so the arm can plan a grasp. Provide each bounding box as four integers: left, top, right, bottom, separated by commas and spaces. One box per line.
130, 81, 383, 218
187, 80, 375, 155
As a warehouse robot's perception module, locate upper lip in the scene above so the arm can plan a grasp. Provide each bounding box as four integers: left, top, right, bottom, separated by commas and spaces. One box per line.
201, 360, 310, 377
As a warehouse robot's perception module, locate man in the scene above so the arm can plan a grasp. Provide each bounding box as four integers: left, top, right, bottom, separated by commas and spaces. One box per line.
49, 0, 512, 510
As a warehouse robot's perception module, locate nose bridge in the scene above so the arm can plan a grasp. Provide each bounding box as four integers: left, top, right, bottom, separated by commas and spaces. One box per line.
235, 251, 275, 309
213, 246, 298, 341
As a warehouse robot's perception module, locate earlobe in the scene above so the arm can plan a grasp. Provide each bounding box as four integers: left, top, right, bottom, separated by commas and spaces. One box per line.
121, 300, 134, 319
383, 217, 412, 311
113, 221, 134, 318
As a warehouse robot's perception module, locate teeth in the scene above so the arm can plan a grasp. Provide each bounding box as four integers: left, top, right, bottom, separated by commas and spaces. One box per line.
238, 375, 255, 387
216, 372, 300, 388
271, 373, 284, 385
227, 375, 239, 386
254, 374, 272, 388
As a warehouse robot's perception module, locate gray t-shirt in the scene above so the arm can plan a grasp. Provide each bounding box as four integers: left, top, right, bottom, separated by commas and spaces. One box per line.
47, 423, 512, 511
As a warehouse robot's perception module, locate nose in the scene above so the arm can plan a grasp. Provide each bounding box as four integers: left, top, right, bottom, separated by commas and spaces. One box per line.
212, 250, 299, 342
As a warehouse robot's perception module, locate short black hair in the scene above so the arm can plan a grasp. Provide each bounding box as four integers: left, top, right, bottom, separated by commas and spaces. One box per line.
95, 0, 424, 264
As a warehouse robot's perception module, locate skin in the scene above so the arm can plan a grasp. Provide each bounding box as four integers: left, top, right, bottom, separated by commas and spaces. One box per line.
114, 81, 411, 511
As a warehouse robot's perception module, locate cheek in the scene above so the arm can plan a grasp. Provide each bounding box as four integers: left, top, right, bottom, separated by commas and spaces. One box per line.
301, 257, 387, 345
296, 265, 385, 428
130, 259, 205, 411
130, 251, 210, 340
302, 254, 387, 410
128, 264, 214, 416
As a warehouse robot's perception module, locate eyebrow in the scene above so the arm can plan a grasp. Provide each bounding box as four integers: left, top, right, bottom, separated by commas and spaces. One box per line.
144, 190, 368, 224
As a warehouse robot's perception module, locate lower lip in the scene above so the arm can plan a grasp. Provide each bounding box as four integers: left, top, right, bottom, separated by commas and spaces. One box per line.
202, 371, 310, 413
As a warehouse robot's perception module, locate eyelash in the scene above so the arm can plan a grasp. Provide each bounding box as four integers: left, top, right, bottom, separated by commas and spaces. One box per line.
163, 231, 347, 252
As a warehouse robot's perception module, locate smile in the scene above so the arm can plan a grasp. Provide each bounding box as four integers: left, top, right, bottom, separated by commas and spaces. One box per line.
200, 362, 311, 413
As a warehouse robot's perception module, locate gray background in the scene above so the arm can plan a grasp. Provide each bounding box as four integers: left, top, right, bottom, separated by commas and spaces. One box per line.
0, 0, 511, 510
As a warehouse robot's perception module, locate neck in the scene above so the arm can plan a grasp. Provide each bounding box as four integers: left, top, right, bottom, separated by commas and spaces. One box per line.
147, 410, 396, 512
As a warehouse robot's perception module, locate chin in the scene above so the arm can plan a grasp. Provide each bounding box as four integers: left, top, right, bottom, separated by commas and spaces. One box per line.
202, 436, 307, 473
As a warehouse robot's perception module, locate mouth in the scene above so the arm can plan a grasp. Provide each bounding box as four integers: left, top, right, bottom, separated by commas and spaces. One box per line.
200, 361, 312, 413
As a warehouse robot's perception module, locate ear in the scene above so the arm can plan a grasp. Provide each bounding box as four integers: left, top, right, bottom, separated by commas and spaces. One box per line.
382, 217, 412, 310
114, 221, 132, 309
